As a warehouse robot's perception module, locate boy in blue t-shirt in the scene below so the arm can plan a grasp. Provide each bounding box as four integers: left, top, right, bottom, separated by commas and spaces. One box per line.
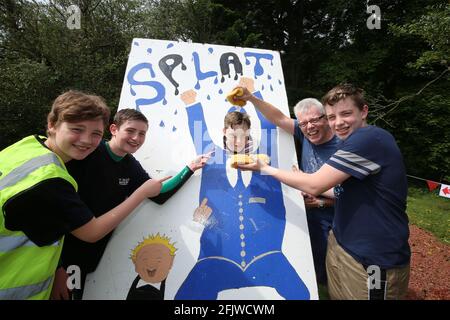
237, 84, 410, 300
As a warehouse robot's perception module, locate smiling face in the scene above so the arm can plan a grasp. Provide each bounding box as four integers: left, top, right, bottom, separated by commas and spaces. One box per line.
296, 106, 333, 145
46, 118, 104, 162
108, 120, 148, 156
325, 97, 368, 140
134, 243, 174, 283
223, 123, 250, 154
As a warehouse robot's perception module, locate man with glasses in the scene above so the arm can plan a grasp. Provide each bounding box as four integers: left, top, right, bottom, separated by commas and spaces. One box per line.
235, 82, 339, 289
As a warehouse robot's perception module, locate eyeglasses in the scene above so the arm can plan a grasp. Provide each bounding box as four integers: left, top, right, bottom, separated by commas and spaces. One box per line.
298, 115, 325, 128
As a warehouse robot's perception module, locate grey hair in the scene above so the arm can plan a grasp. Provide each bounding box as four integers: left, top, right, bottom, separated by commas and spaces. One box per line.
293, 98, 325, 119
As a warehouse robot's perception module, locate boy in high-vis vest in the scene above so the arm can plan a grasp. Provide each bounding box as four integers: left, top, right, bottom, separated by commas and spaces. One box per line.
0, 91, 168, 299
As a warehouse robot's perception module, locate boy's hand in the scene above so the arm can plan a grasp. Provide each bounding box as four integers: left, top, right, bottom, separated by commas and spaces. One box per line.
181, 90, 197, 105
188, 150, 214, 171
236, 158, 268, 172
142, 176, 171, 198
50, 267, 71, 300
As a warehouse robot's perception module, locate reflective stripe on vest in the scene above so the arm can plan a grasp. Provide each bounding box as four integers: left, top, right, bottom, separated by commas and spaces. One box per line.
0, 275, 53, 300
0, 136, 75, 300
0, 153, 62, 191
0, 235, 60, 252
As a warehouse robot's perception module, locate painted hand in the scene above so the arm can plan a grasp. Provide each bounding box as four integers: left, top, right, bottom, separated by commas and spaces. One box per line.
181, 90, 197, 105
194, 198, 212, 225
238, 77, 255, 92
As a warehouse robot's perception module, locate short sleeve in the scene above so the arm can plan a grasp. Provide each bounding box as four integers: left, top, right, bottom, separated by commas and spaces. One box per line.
126, 154, 151, 195
327, 128, 381, 180
293, 119, 304, 140
4, 178, 94, 246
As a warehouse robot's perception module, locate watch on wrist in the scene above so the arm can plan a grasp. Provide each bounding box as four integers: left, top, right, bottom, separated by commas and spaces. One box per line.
318, 199, 325, 209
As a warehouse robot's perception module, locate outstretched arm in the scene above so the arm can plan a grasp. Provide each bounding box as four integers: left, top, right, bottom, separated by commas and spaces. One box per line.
234, 77, 295, 135
238, 160, 349, 196
71, 176, 170, 243
151, 152, 212, 204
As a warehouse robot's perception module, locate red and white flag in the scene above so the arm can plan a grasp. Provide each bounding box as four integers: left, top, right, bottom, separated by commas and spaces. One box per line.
439, 184, 450, 199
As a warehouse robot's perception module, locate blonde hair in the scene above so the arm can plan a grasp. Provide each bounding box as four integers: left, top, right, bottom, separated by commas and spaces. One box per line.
130, 233, 177, 263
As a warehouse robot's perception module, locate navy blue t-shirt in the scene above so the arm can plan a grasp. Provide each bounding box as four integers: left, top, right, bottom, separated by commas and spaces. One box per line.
327, 125, 411, 269
61, 140, 193, 273
294, 120, 339, 218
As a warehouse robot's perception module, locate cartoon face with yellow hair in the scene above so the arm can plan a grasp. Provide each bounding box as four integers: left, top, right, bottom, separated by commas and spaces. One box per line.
130, 233, 177, 283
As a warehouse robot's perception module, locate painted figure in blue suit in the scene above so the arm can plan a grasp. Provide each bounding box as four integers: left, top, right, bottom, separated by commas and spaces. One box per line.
175, 86, 310, 300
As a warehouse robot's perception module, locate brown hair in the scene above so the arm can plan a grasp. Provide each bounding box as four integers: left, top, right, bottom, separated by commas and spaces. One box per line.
47, 90, 110, 133
224, 111, 251, 129
113, 108, 148, 128
321, 83, 367, 110
223, 111, 252, 153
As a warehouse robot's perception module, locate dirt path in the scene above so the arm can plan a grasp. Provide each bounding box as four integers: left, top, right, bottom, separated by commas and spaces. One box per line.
406, 225, 450, 300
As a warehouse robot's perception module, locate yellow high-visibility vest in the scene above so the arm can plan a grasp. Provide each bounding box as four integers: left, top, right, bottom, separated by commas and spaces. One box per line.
0, 135, 77, 300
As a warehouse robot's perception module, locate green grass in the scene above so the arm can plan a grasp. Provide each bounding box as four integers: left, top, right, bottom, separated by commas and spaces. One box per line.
407, 187, 450, 244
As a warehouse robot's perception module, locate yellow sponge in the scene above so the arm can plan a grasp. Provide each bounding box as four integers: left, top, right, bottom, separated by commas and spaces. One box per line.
230, 154, 270, 168
226, 88, 246, 107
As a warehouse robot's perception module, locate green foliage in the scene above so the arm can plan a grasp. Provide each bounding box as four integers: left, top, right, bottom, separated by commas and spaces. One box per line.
0, 58, 55, 145
388, 89, 450, 182
390, 4, 450, 70
0, 0, 448, 182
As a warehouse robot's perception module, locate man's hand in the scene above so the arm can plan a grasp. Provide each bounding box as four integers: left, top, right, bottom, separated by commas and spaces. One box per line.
302, 192, 323, 209
50, 267, 71, 300
193, 198, 212, 224
230, 77, 255, 105
236, 158, 268, 172
181, 90, 197, 105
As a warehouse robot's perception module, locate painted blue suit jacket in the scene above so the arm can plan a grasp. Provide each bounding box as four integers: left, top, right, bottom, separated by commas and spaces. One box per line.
186, 92, 287, 270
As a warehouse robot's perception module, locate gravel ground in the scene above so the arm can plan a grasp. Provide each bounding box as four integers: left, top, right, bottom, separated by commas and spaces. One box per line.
406, 225, 450, 300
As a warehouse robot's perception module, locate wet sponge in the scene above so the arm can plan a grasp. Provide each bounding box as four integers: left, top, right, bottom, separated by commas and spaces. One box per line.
226, 88, 246, 107
230, 154, 270, 168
